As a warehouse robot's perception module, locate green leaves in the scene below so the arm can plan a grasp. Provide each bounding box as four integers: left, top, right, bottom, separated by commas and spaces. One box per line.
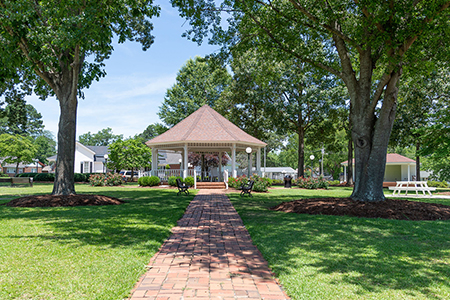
0, 133, 37, 173
107, 138, 152, 172
158, 56, 232, 127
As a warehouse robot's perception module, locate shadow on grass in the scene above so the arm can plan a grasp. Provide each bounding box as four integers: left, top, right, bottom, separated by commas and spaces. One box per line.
229, 191, 450, 299
0, 188, 194, 254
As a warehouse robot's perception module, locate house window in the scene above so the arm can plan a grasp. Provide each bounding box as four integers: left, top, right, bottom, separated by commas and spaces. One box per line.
7, 168, 15, 173
84, 162, 90, 173
30, 168, 37, 173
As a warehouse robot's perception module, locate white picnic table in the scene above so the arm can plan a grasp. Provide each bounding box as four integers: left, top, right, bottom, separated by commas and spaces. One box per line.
388, 181, 436, 196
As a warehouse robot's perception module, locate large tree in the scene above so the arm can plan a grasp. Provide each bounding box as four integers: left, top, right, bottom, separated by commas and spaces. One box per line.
0, 0, 159, 195
158, 56, 232, 127
78, 127, 123, 147
171, 0, 450, 201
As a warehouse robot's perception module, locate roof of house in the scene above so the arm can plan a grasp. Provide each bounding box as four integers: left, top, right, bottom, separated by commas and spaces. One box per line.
341, 153, 415, 165
145, 105, 267, 147
86, 146, 109, 156
0, 159, 43, 169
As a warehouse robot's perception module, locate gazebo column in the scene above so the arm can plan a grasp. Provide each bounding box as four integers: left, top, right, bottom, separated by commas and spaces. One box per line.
219, 151, 222, 182
183, 144, 188, 179
232, 144, 236, 177
256, 148, 261, 175
152, 148, 158, 176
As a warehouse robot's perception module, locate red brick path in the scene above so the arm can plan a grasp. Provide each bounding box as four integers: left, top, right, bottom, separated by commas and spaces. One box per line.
129, 190, 289, 300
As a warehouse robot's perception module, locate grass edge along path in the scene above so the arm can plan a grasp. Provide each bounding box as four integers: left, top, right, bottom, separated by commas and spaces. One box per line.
229, 187, 450, 300
0, 184, 195, 300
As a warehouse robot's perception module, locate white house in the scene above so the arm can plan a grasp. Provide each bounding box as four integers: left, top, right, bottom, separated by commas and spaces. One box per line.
47, 142, 109, 174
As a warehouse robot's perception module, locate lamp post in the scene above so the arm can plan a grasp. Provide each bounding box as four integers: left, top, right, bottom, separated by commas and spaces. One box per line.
104, 154, 108, 173
309, 154, 315, 178
246, 147, 252, 178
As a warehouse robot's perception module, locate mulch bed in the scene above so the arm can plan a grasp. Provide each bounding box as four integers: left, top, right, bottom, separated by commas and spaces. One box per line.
3, 194, 125, 207
270, 198, 450, 221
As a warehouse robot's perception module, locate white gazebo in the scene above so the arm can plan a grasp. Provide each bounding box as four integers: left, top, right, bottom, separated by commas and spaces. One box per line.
145, 105, 267, 181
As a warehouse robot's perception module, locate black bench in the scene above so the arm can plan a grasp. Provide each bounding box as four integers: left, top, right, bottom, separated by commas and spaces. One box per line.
240, 180, 254, 197
176, 178, 190, 196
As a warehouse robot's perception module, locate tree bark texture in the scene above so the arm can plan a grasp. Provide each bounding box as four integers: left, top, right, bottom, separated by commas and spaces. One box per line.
52, 90, 78, 195
297, 127, 305, 178
346, 137, 353, 185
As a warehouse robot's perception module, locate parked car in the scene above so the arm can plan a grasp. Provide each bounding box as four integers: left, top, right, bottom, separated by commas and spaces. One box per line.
119, 170, 138, 182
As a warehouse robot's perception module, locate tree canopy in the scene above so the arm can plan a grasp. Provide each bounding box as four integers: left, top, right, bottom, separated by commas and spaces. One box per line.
171, 0, 450, 201
78, 127, 123, 147
107, 138, 152, 181
0, 0, 160, 195
158, 56, 232, 127
0, 133, 37, 175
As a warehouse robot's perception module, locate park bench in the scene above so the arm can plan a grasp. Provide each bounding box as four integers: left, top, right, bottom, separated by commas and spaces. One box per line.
240, 180, 254, 197
388, 181, 436, 196
176, 178, 190, 196
0, 177, 33, 187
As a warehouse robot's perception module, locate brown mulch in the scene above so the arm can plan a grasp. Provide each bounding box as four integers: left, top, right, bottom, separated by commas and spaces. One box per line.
4, 194, 125, 207
270, 198, 450, 221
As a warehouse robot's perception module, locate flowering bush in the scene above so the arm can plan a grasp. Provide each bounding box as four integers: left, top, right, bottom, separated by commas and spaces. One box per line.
89, 174, 106, 186
89, 173, 123, 186
228, 174, 271, 192
294, 176, 329, 189
106, 173, 123, 186
227, 176, 249, 189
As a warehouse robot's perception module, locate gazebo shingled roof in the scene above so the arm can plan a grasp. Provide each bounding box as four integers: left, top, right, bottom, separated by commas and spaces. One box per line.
145, 105, 267, 148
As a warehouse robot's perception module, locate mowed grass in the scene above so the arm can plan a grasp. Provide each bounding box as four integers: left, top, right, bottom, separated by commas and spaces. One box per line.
229, 187, 450, 300
0, 183, 195, 300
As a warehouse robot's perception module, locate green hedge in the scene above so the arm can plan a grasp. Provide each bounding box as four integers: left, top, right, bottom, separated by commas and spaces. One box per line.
427, 180, 449, 188
138, 176, 160, 187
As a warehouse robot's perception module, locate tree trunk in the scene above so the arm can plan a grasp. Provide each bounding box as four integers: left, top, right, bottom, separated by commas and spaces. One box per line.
52, 89, 78, 195
350, 71, 400, 202
15, 161, 20, 176
416, 141, 421, 181
346, 138, 353, 186
297, 127, 305, 178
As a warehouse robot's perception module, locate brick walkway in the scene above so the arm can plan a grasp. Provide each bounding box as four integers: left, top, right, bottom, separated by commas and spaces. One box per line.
129, 190, 289, 300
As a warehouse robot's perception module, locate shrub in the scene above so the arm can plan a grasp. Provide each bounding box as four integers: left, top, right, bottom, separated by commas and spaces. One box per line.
328, 180, 341, 186
106, 173, 123, 186
271, 179, 284, 185
34, 173, 55, 181
168, 176, 183, 187
89, 174, 106, 186
16, 173, 37, 178
0, 173, 10, 177
184, 176, 194, 187
250, 174, 271, 192
427, 180, 449, 188
138, 176, 160, 186
74, 173, 87, 182
294, 176, 329, 189
228, 176, 248, 189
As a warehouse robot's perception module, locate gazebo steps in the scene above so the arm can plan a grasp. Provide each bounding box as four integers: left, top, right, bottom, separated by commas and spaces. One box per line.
196, 182, 226, 189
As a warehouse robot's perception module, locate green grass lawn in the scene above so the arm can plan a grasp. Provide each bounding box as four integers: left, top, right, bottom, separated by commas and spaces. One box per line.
229, 187, 450, 300
0, 183, 195, 300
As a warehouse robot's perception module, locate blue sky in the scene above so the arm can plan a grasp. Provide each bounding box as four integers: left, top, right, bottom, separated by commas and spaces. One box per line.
26, 3, 219, 140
